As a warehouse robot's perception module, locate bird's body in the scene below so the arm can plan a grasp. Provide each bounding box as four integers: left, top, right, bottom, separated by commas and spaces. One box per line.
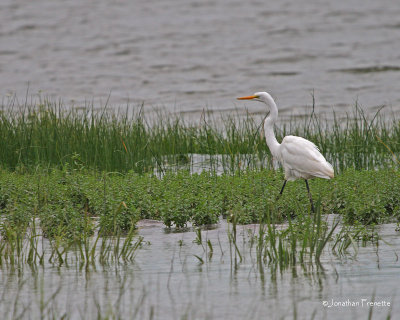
237, 91, 334, 212
278, 135, 334, 181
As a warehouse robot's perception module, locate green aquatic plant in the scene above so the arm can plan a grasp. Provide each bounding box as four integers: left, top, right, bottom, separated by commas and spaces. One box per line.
0, 98, 399, 174
0, 166, 398, 271
1, 168, 399, 239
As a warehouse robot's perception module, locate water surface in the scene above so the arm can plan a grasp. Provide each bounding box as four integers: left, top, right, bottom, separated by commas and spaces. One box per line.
1, 0, 400, 118
1, 219, 398, 319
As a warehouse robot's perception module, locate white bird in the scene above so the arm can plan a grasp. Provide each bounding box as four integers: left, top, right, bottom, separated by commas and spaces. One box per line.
237, 92, 334, 212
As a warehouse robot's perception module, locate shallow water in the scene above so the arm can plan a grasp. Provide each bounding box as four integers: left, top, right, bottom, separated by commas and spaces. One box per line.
1, 219, 398, 319
1, 0, 400, 118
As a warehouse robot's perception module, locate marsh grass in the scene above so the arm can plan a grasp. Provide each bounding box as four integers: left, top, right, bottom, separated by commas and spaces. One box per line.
243, 203, 342, 271
192, 207, 378, 279
0, 217, 143, 271
0, 97, 398, 319
0, 177, 393, 320
1, 167, 391, 272
1, 168, 398, 243
0, 98, 399, 174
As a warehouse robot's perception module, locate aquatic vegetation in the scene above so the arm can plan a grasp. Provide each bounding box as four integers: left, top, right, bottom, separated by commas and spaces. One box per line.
0, 97, 398, 319
0, 167, 396, 319
1, 169, 399, 237
0, 99, 399, 173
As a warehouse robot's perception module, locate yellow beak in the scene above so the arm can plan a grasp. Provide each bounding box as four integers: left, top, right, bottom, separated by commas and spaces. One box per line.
237, 95, 258, 100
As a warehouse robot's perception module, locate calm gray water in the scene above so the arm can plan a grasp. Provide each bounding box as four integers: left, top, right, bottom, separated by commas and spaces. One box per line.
1, 0, 400, 117
0, 219, 398, 319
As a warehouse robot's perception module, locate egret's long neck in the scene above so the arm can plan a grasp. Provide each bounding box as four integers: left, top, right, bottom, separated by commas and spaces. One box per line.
262, 94, 280, 157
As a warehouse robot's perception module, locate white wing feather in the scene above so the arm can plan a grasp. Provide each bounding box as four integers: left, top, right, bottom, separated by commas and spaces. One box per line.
279, 136, 334, 180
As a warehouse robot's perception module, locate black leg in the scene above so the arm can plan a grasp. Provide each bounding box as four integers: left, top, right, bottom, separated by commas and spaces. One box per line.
279, 180, 287, 195
304, 180, 315, 213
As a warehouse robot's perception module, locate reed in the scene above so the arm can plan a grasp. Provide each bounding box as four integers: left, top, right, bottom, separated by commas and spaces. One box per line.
0, 98, 399, 174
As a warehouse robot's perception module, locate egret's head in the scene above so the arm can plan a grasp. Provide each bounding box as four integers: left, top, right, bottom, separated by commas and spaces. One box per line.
237, 92, 270, 102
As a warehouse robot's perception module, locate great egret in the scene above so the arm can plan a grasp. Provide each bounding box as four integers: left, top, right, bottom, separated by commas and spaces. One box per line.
237, 92, 334, 213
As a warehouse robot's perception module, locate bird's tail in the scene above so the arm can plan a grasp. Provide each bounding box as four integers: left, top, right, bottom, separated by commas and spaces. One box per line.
324, 161, 334, 179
